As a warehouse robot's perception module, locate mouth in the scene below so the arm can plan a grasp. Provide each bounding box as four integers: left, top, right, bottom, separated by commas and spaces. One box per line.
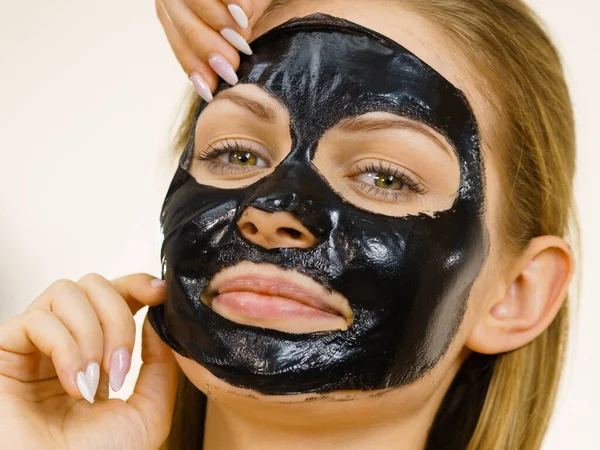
200, 261, 354, 333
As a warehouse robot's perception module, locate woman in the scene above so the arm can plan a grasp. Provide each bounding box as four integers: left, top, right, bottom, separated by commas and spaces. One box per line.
0, 1, 576, 449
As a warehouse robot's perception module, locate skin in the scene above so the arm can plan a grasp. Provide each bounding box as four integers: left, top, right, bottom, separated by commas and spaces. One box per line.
0, 0, 573, 449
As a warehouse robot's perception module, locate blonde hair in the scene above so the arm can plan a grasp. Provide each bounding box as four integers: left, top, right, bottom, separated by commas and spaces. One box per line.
162, 1, 577, 448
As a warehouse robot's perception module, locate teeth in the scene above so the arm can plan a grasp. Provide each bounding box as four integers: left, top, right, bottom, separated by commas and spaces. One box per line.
203, 261, 354, 323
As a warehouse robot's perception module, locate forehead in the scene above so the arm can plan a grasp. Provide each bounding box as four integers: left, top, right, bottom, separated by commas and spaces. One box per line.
227, 15, 478, 159
252, 5, 492, 134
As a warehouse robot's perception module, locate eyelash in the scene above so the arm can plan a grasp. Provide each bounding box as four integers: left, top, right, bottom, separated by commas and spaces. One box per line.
194, 139, 269, 175
349, 161, 427, 202
194, 142, 427, 200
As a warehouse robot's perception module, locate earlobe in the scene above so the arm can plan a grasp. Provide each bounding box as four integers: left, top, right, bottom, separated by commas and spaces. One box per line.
466, 236, 573, 355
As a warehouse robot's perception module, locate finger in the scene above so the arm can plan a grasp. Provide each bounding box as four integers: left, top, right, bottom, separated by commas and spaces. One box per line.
157, 0, 219, 101
77, 273, 138, 391
160, 0, 244, 65
186, 0, 251, 36
127, 316, 179, 449
110, 273, 168, 314
96, 370, 111, 401
27, 279, 103, 378
0, 309, 85, 400
109, 273, 168, 391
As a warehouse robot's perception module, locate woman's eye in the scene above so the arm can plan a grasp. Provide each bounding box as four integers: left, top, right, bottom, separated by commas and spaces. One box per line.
347, 162, 427, 203
355, 172, 406, 190
194, 139, 271, 173
217, 150, 268, 168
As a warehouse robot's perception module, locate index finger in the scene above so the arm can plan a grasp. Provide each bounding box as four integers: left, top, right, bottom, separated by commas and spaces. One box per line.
110, 274, 167, 314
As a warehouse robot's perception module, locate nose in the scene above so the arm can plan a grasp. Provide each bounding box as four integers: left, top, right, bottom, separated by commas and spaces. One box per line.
237, 206, 318, 249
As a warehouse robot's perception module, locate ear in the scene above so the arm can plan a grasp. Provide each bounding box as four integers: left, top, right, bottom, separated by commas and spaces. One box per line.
465, 236, 574, 354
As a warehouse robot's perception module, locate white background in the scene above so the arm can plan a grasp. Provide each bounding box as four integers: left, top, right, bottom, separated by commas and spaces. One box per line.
0, 1, 598, 448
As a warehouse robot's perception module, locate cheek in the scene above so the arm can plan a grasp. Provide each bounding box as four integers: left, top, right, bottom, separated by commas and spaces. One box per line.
460, 157, 508, 329
459, 258, 503, 338
481, 150, 505, 251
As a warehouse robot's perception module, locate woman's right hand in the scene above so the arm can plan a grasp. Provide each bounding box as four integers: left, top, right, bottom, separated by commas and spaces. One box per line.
156, 0, 275, 101
0, 273, 179, 450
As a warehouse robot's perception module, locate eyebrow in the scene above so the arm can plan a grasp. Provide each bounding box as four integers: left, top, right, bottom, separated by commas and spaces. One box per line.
335, 116, 455, 157
212, 90, 278, 123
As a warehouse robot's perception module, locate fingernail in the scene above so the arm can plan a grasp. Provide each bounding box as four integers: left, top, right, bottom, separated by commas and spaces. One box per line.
150, 278, 167, 288
85, 361, 100, 399
189, 73, 213, 103
208, 53, 239, 86
220, 28, 252, 55
76, 370, 95, 404
227, 4, 249, 30
109, 347, 131, 392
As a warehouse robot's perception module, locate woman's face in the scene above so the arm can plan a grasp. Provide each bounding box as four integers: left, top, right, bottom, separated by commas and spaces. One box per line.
170, 0, 505, 421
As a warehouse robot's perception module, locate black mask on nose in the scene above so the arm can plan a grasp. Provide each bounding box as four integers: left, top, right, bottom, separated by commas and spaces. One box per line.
148, 14, 488, 395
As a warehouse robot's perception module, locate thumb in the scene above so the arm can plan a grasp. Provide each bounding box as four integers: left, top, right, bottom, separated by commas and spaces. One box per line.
127, 314, 179, 449
111, 273, 167, 314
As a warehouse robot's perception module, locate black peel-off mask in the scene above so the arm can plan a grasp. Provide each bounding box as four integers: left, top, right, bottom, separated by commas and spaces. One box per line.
148, 14, 488, 395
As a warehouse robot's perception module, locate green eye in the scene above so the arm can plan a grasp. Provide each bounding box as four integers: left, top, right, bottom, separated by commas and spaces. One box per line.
374, 174, 404, 190
351, 162, 427, 202
229, 151, 258, 166
357, 172, 405, 190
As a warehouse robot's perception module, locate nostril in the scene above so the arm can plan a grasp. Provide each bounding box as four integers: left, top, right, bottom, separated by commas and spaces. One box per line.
237, 207, 318, 249
240, 222, 259, 235
277, 227, 303, 240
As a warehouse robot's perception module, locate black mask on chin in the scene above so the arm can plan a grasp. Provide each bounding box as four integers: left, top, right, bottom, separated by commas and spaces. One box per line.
148, 14, 488, 395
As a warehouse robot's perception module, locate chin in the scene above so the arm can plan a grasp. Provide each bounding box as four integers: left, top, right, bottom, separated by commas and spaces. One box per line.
171, 349, 463, 431
173, 351, 400, 406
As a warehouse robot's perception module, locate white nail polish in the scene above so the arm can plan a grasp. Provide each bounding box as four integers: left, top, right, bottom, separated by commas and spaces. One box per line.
220, 28, 253, 55
77, 371, 95, 404
85, 361, 100, 399
228, 4, 249, 30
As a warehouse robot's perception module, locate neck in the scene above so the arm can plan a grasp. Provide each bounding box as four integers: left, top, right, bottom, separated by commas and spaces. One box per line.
202, 375, 454, 450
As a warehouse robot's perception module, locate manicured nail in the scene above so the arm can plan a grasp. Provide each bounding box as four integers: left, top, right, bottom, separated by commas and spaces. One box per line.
76, 370, 95, 404
189, 73, 213, 103
208, 53, 239, 86
220, 28, 252, 55
109, 347, 131, 392
150, 278, 167, 288
227, 4, 249, 30
85, 361, 100, 399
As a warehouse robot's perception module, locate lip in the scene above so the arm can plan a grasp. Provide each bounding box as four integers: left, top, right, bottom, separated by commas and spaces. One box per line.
201, 261, 354, 331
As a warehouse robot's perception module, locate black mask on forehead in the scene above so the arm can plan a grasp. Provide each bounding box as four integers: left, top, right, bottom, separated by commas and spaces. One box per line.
148, 14, 488, 395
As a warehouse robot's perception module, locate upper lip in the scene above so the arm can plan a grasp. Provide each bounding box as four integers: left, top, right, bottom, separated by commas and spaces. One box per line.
201, 261, 354, 323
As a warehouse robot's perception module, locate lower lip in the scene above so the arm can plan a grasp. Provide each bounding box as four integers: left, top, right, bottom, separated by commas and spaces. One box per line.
211, 291, 343, 320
